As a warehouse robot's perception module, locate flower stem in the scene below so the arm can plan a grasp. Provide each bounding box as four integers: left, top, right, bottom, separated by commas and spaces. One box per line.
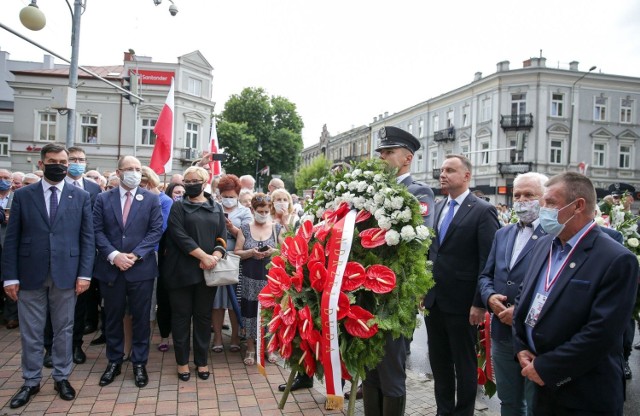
278, 370, 297, 409
346, 374, 360, 416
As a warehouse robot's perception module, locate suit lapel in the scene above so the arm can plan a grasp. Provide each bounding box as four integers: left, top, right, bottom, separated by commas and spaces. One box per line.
434, 199, 446, 245
123, 189, 143, 230
31, 183, 50, 226
511, 225, 546, 269
504, 225, 519, 270
52, 183, 72, 228
110, 189, 125, 230
440, 194, 475, 246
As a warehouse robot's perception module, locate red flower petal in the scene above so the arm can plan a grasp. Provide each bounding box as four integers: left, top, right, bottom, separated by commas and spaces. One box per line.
340, 359, 352, 381
287, 235, 309, 268
291, 267, 304, 293
355, 209, 372, 224
280, 236, 291, 259
279, 297, 297, 326
296, 220, 314, 243
341, 261, 366, 292
308, 242, 326, 265
266, 266, 290, 297
364, 265, 397, 294
336, 292, 350, 320
308, 261, 328, 292
326, 202, 350, 222
258, 285, 278, 309
344, 305, 378, 339
267, 333, 280, 353
299, 340, 317, 377
278, 321, 297, 345
314, 222, 331, 243
279, 340, 293, 359
308, 329, 322, 361
268, 304, 283, 333
298, 305, 313, 341
477, 367, 487, 385
271, 255, 286, 269
359, 228, 387, 248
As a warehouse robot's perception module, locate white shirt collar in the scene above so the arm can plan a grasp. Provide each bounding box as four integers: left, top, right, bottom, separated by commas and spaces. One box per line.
119, 185, 138, 199
396, 172, 410, 184
447, 189, 470, 206
42, 179, 64, 194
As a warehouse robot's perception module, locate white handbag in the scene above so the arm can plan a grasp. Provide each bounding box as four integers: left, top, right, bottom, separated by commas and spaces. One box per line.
204, 252, 240, 287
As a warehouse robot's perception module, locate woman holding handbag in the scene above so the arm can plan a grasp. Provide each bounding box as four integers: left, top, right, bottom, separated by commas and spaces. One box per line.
234, 193, 284, 365
161, 166, 226, 381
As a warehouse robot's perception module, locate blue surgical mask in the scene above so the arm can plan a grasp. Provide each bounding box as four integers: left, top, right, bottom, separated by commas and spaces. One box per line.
0, 179, 10, 191
68, 163, 86, 177
538, 200, 576, 236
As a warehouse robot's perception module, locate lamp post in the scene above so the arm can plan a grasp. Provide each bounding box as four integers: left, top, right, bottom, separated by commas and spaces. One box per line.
255, 142, 262, 191
566, 65, 596, 171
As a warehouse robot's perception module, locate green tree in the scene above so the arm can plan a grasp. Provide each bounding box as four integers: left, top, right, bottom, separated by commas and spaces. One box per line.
219, 87, 304, 183
295, 155, 331, 194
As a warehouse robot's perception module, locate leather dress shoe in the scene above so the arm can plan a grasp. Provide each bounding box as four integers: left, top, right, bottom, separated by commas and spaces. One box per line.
10, 385, 40, 409
73, 346, 86, 364
99, 362, 121, 386
133, 364, 149, 388
54, 379, 76, 401
197, 369, 210, 380
278, 374, 313, 392
178, 371, 191, 382
43, 350, 53, 368
345, 384, 363, 400
83, 324, 97, 335
90, 334, 106, 346
6, 319, 19, 329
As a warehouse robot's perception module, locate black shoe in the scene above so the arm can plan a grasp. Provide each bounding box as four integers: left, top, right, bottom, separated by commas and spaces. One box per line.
222, 324, 230, 330
54, 380, 76, 401
624, 360, 632, 380
90, 334, 106, 346
197, 369, 210, 380
73, 346, 86, 364
43, 350, 53, 368
345, 384, 363, 400
99, 362, 121, 386
133, 364, 149, 388
278, 374, 313, 392
9, 385, 40, 409
83, 324, 97, 335
634, 342, 640, 351
178, 371, 191, 382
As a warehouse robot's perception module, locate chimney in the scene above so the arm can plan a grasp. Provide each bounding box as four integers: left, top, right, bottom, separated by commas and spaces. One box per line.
379, 114, 383, 120
373, 116, 378, 122
523, 58, 532, 68
43, 55, 55, 69
384, 111, 389, 118
473, 72, 482, 82
496, 60, 510, 72
539, 57, 546, 67
124, 51, 134, 62
569, 61, 579, 71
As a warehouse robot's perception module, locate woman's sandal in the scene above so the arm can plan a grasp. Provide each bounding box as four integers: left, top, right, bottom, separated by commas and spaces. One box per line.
267, 352, 278, 363
211, 345, 224, 353
229, 344, 241, 353
244, 351, 255, 366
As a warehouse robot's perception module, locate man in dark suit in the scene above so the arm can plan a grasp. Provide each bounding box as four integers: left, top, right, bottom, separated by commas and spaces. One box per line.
93, 155, 163, 388
478, 172, 548, 415
423, 154, 499, 416
2, 143, 95, 408
513, 172, 638, 415
43, 146, 102, 367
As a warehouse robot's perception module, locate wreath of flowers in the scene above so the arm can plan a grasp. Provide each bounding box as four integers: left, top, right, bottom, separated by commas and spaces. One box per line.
259, 159, 433, 408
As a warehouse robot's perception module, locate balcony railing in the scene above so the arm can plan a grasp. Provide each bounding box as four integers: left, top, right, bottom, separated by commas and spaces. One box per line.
500, 114, 534, 131
432, 168, 441, 180
434, 127, 456, 142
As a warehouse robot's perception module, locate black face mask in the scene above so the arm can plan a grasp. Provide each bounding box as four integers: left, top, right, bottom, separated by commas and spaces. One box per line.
184, 183, 203, 198
43, 163, 68, 183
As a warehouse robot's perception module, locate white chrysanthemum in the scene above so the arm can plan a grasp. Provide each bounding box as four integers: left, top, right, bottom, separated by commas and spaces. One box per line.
398, 208, 413, 222
357, 181, 368, 192
374, 208, 386, 220
336, 181, 348, 191
416, 225, 430, 240
367, 185, 376, 194
348, 181, 359, 191
627, 237, 639, 248
352, 196, 366, 209
385, 229, 400, 245
373, 174, 384, 182
373, 193, 385, 205
343, 173, 352, 179
351, 169, 362, 177
400, 225, 416, 241
363, 170, 373, 178
391, 196, 404, 210
378, 216, 392, 230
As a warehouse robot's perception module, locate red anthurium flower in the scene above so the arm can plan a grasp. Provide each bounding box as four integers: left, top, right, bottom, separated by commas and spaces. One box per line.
297, 305, 313, 341
299, 340, 317, 377
308, 329, 322, 360
278, 320, 297, 345
325, 202, 351, 222
266, 266, 291, 297
344, 305, 378, 339
258, 285, 278, 309
340, 359, 352, 381
280, 236, 290, 259
268, 304, 283, 333
314, 221, 332, 243
309, 242, 326, 265
355, 209, 372, 223
279, 339, 293, 359
336, 291, 350, 320
287, 235, 309, 268
477, 367, 487, 385
364, 265, 397, 294
296, 220, 313, 243
271, 255, 286, 269
279, 296, 297, 326
359, 228, 387, 248
308, 261, 328, 292
267, 333, 280, 353
291, 267, 304, 293
341, 261, 366, 292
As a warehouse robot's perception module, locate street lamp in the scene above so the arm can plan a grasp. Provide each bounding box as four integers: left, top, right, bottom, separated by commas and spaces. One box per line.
566, 65, 597, 171
19, 0, 84, 150
152, 0, 179, 16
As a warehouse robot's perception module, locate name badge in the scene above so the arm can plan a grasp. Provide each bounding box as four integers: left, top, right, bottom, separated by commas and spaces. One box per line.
525, 293, 547, 328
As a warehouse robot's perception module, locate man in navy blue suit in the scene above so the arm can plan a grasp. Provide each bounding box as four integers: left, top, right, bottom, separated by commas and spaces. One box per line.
478, 172, 548, 415
513, 172, 638, 415
2, 143, 95, 408
93, 155, 163, 388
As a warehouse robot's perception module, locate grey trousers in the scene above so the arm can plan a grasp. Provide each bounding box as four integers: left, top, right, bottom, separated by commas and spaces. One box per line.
18, 276, 76, 386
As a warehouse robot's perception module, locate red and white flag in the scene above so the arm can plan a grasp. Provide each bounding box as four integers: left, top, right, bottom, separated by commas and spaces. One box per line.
149, 78, 174, 174
207, 118, 221, 180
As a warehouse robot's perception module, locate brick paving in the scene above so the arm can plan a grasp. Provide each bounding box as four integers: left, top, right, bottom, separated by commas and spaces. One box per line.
0, 322, 497, 415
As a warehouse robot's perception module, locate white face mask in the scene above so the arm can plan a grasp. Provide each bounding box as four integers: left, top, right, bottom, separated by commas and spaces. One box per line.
221, 197, 238, 208
274, 202, 289, 212
254, 212, 270, 224
121, 171, 141, 188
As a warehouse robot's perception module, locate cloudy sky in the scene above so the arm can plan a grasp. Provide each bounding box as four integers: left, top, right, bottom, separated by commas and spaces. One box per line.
2, 0, 639, 147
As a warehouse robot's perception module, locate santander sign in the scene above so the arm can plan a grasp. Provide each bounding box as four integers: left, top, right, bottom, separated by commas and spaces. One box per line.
130, 70, 175, 86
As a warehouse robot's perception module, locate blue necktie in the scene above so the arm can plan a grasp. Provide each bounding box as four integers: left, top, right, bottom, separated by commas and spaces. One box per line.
49, 186, 58, 225
439, 199, 457, 244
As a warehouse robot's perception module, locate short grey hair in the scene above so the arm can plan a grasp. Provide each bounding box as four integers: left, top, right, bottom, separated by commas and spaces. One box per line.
513, 172, 549, 190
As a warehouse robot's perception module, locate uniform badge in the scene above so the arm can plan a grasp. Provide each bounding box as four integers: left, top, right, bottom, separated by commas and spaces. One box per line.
136, 194, 144, 201
420, 202, 429, 216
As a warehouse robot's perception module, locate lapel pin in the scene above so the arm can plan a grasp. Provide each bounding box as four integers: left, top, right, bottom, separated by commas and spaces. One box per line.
532, 235, 538, 240
68, 195, 73, 198
135, 194, 144, 201
569, 262, 576, 269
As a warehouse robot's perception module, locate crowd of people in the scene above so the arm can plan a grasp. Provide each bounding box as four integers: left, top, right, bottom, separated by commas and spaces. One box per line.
1, 134, 638, 416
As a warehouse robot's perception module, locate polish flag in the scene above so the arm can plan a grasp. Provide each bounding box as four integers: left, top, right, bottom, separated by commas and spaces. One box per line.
149, 78, 174, 174
207, 118, 221, 180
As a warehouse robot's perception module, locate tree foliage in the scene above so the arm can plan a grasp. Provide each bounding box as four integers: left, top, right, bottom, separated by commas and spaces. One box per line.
294, 154, 331, 194
218, 87, 304, 183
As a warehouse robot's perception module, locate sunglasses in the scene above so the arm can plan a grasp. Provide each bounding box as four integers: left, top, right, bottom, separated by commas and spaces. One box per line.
254, 195, 271, 203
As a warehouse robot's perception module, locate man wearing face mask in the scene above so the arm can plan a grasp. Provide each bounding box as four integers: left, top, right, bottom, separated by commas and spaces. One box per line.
92, 156, 163, 388
513, 172, 638, 415
2, 143, 95, 408
478, 172, 548, 416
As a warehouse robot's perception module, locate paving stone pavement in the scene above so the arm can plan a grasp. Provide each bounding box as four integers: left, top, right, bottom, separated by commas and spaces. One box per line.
0, 321, 498, 415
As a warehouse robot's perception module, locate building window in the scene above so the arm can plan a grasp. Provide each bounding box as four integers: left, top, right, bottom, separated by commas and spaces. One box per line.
80, 115, 98, 144
621, 98, 633, 124
480, 142, 490, 165
592, 143, 606, 167
141, 118, 157, 146
446, 110, 454, 128
462, 106, 470, 126
619, 145, 631, 169
433, 115, 439, 132
416, 152, 423, 172
0, 135, 9, 156
550, 140, 563, 164
511, 93, 526, 116
431, 150, 438, 169
594, 96, 607, 121
551, 93, 564, 117
408, 122, 413, 136
185, 122, 200, 149
188, 78, 202, 97
461, 144, 469, 155
418, 119, 424, 138
38, 111, 57, 141
481, 98, 492, 122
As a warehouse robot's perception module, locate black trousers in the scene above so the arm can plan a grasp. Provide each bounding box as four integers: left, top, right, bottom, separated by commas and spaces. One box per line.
156, 276, 172, 338
533, 387, 622, 416
424, 304, 477, 416
169, 280, 216, 367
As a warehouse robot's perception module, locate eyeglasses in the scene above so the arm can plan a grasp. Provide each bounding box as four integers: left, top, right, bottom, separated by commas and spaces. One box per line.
87, 175, 100, 180
184, 180, 204, 185
69, 157, 87, 163
254, 195, 271, 203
